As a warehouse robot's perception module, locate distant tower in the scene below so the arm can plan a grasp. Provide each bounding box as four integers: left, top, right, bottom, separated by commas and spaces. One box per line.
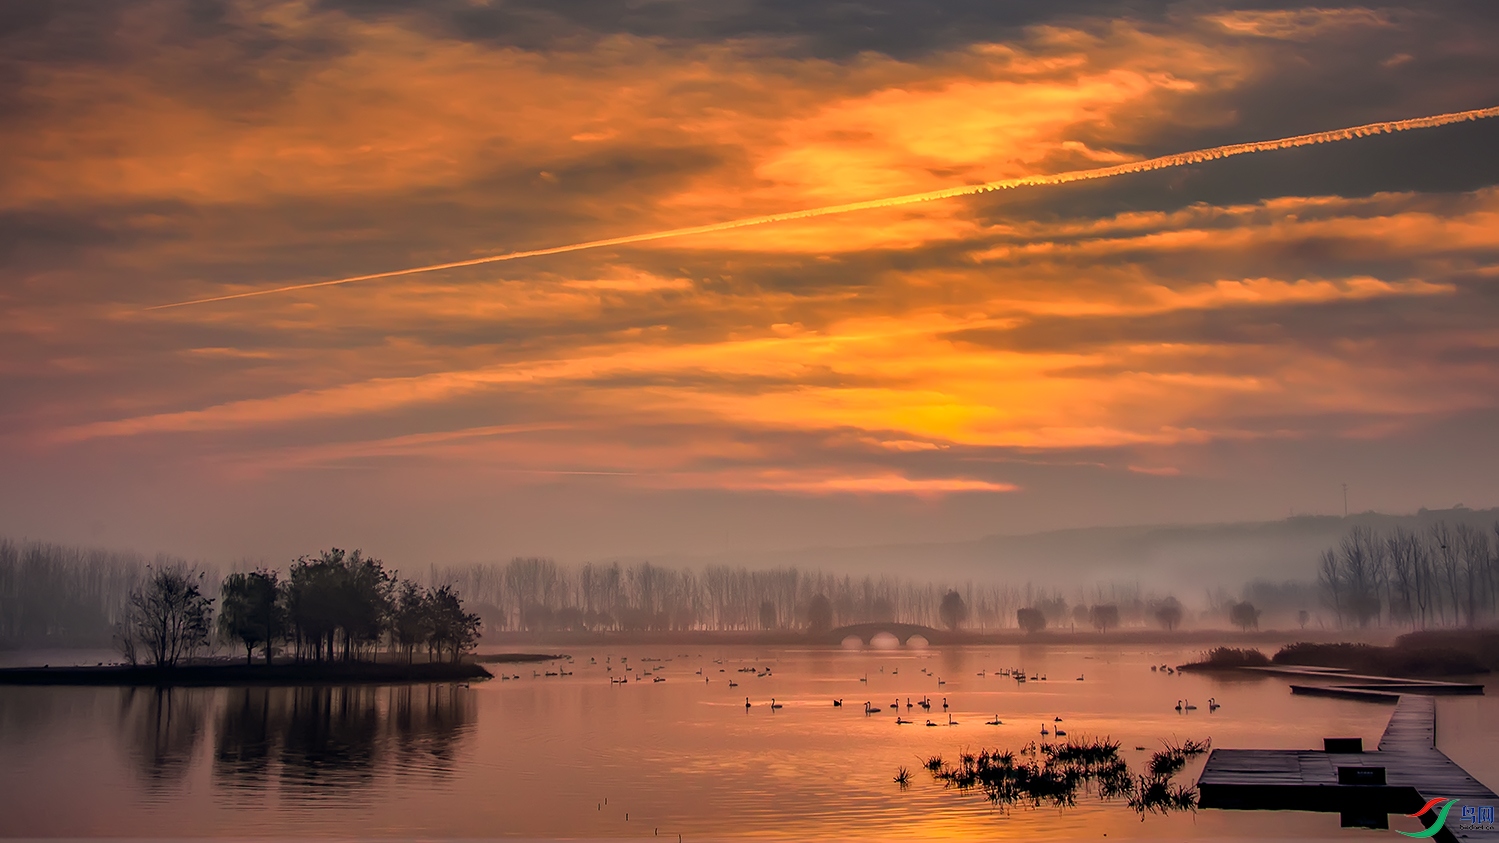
1342, 483, 1348, 517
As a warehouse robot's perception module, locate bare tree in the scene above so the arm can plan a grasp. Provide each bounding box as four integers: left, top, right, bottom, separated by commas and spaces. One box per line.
1318, 549, 1343, 627
118, 564, 214, 668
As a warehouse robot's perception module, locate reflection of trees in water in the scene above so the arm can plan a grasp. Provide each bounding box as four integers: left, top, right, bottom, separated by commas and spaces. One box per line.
210, 685, 475, 794
213, 687, 275, 786
118, 687, 210, 786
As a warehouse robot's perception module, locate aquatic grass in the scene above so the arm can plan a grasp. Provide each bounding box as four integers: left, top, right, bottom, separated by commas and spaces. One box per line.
1146, 737, 1211, 778
908, 734, 1204, 817
1131, 738, 1210, 814
894, 766, 911, 786
1179, 647, 1269, 670
925, 736, 1126, 809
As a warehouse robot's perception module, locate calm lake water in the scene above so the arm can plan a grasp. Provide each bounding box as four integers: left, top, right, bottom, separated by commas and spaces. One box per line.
1, 642, 1493, 841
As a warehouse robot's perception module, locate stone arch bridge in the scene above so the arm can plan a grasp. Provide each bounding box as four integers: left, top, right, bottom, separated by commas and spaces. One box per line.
818, 622, 950, 646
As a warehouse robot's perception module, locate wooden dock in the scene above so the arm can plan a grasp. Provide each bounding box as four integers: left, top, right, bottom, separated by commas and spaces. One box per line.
1245, 665, 1485, 694
1198, 695, 1497, 840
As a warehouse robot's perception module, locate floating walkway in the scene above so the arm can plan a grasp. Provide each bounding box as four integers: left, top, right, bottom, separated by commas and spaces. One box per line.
1198, 695, 1496, 840
1243, 665, 1485, 696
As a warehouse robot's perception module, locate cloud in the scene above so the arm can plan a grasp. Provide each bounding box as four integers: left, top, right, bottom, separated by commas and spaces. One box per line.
5, 1, 1499, 556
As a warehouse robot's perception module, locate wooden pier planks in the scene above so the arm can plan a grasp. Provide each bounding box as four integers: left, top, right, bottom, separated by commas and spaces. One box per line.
1198, 695, 1497, 841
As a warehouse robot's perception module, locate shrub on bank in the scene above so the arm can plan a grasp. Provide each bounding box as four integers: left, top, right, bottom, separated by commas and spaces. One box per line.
1179, 647, 1269, 669
1273, 641, 1488, 676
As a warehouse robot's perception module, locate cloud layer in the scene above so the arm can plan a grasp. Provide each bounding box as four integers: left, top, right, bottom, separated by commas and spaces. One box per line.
3, 0, 1498, 562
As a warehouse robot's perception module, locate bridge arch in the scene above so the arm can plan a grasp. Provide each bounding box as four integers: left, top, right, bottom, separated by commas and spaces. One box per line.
822, 622, 948, 646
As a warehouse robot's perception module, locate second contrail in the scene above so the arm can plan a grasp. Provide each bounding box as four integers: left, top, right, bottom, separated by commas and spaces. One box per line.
149, 105, 1499, 310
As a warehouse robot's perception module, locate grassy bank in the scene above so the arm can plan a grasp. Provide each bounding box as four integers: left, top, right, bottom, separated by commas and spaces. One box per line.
1176, 629, 1497, 677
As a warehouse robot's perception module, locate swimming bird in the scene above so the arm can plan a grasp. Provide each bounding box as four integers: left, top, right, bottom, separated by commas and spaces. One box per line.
1054, 728, 1067, 736
1041, 724, 1049, 736
896, 717, 911, 725
937, 677, 946, 686
1054, 716, 1063, 722
1077, 674, 1084, 681
728, 680, 738, 688
1184, 700, 1198, 710
745, 697, 751, 710
770, 698, 782, 710
832, 698, 842, 707
985, 716, 1002, 726
1175, 700, 1183, 712
1208, 698, 1220, 711
925, 719, 939, 727
906, 697, 913, 710
890, 699, 898, 710
947, 714, 957, 726
942, 697, 948, 712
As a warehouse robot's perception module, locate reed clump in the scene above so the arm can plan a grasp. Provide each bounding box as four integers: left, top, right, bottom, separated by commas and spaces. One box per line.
1129, 738, 1211, 814
1178, 647, 1269, 670
908, 735, 1206, 816
926, 736, 1132, 809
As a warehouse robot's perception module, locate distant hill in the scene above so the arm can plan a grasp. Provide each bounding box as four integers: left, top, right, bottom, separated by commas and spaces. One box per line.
647, 506, 1499, 592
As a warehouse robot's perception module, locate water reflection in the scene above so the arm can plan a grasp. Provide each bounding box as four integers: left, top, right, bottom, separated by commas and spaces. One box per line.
119, 687, 210, 787
116, 684, 475, 795
3, 644, 1454, 840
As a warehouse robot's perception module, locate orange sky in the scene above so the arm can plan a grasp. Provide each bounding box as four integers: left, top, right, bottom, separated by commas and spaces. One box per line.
3, 1, 1498, 564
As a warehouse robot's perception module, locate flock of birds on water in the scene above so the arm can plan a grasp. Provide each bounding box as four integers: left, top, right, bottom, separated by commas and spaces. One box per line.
485, 650, 1224, 840
488, 652, 1225, 723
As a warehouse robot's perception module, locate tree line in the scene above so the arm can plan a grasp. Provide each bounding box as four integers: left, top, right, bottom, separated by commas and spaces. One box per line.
115, 548, 481, 668
1317, 521, 1499, 628
0, 538, 143, 648
4, 534, 1365, 651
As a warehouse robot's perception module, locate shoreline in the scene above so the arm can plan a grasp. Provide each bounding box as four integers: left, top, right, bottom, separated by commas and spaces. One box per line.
0, 660, 498, 686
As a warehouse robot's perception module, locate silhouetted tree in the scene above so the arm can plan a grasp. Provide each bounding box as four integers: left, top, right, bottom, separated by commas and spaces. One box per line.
1071, 603, 1089, 629
806, 594, 833, 632
218, 570, 283, 664
1229, 601, 1261, 631
118, 565, 214, 667
758, 600, 777, 630
391, 579, 430, 663
938, 590, 968, 631
1088, 604, 1119, 633
1153, 597, 1183, 632
425, 585, 481, 663
283, 549, 394, 662
1016, 607, 1047, 633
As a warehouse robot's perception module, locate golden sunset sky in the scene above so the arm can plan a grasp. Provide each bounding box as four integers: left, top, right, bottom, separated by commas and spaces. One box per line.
4, 1, 1499, 565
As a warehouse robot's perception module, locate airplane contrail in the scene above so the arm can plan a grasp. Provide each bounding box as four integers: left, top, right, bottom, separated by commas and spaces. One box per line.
149, 104, 1499, 310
